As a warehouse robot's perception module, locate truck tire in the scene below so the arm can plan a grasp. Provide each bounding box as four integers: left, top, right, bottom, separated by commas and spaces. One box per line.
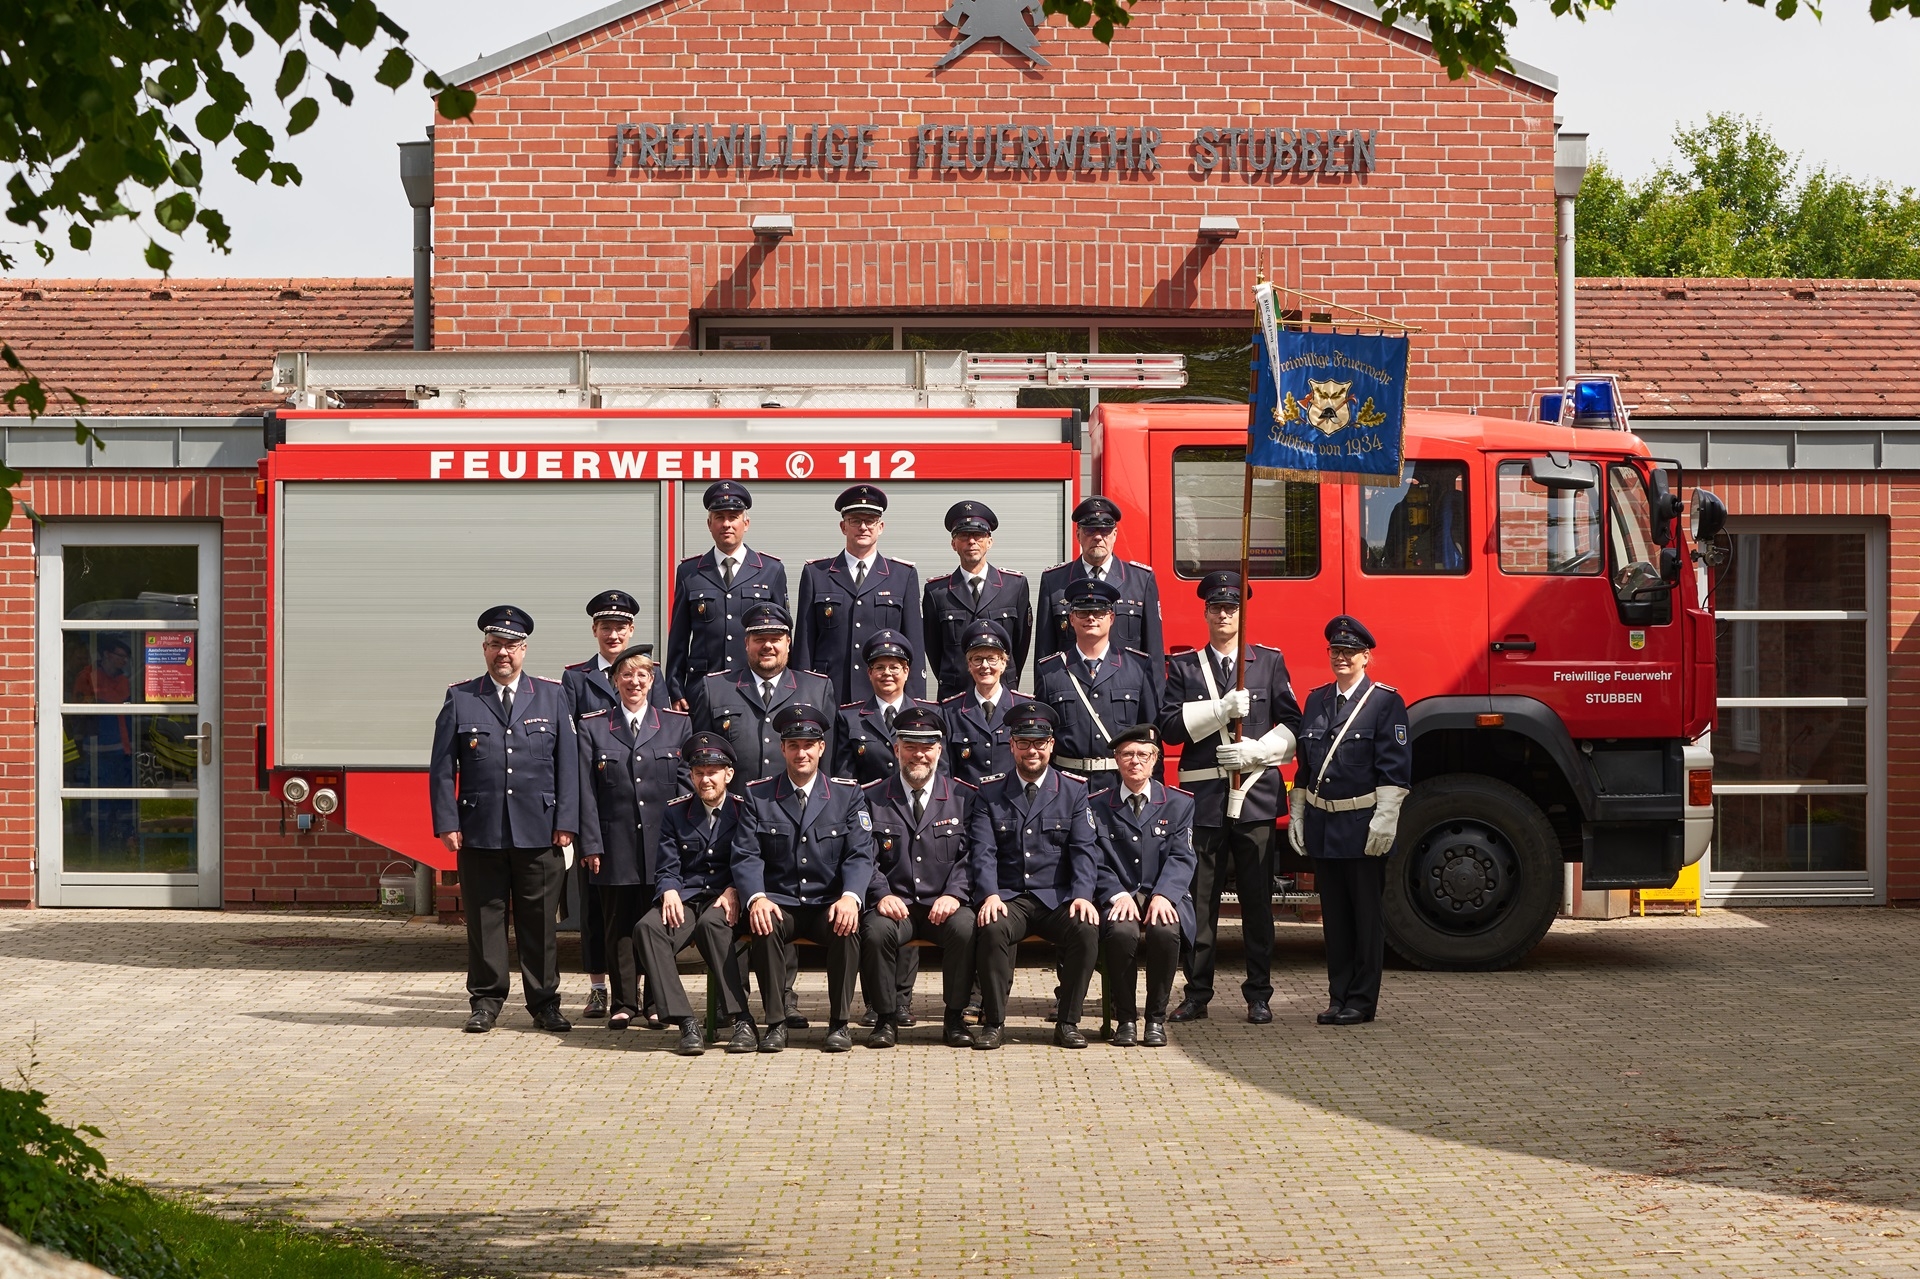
1381, 773, 1560, 972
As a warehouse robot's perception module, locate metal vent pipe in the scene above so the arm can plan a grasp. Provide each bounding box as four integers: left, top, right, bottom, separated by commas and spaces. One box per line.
1553, 129, 1589, 384
398, 132, 435, 351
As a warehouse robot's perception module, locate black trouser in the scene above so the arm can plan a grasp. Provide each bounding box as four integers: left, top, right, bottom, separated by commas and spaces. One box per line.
1102, 896, 1181, 1022
862, 946, 920, 1015
635, 896, 749, 1024
576, 860, 607, 974
458, 845, 564, 1017
1182, 821, 1276, 1006
861, 903, 975, 1020
595, 883, 650, 1018
751, 904, 860, 1027
976, 893, 1098, 1029
1314, 855, 1387, 1017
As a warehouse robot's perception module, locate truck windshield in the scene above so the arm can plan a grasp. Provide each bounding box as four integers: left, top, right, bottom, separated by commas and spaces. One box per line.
1171, 446, 1319, 577
1607, 464, 1661, 569
1496, 460, 1602, 575
1361, 460, 1469, 574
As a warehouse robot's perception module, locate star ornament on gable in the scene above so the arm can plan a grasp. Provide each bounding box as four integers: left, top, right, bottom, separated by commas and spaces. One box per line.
937, 0, 1050, 68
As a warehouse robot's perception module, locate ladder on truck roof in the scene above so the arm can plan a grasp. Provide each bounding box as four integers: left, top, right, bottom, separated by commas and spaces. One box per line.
270, 348, 1187, 411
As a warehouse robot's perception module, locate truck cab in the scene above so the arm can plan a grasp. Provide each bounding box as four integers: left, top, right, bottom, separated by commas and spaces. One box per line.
1095, 402, 1717, 969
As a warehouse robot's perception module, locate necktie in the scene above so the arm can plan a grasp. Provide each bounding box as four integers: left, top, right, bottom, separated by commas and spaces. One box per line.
721, 556, 735, 589
1024, 781, 1039, 806
706, 806, 718, 832
853, 560, 867, 590
500, 683, 513, 720
969, 577, 983, 608
1336, 693, 1349, 722
1220, 655, 1235, 688
912, 789, 926, 824
884, 706, 897, 732
981, 698, 995, 725
628, 714, 642, 735
1129, 793, 1145, 818
760, 679, 774, 709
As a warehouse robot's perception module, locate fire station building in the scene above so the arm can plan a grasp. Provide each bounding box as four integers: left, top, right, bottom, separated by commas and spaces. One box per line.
0, 0, 1914, 911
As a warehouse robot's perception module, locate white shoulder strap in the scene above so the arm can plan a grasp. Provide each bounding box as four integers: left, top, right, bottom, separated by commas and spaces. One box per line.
1066, 667, 1113, 746
1312, 684, 1377, 793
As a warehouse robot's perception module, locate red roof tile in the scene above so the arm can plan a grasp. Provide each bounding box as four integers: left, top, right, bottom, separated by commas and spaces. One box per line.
1, 278, 412, 417
1577, 277, 1920, 420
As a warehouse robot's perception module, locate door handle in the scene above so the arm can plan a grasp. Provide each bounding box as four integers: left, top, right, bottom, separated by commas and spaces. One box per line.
1490, 640, 1537, 653
183, 722, 214, 765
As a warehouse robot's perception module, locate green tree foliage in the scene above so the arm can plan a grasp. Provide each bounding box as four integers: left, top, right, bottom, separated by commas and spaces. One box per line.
1049, 0, 1920, 80
1575, 114, 1920, 278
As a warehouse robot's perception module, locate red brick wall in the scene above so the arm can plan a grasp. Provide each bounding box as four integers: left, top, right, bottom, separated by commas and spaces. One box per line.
432, 0, 1559, 413
0, 472, 396, 907
1700, 471, 1913, 901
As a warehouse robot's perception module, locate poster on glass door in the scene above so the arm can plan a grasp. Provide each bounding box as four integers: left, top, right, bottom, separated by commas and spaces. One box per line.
143, 632, 196, 703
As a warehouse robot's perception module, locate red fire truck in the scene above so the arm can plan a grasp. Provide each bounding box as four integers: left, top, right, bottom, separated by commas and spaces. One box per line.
260, 348, 1717, 970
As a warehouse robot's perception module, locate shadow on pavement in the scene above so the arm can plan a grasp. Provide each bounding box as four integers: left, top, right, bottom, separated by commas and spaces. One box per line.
1177, 909, 1920, 1212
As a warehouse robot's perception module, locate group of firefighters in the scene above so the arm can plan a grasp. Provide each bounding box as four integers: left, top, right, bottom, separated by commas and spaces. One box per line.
428, 480, 1412, 1053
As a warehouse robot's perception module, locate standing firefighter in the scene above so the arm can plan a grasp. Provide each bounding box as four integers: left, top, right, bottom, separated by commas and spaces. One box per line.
794, 484, 925, 705
1291, 615, 1412, 1026
430, 606, 579, 1035
1035, 496, 1163, 690
1032, 578, 1160, 798
923, 500, 1033, 700
664, 481, 788, 709
1159, 570, 1302, 1025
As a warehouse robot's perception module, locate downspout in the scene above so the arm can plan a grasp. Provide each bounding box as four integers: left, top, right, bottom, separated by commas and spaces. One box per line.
1554, 129, 1589, 384
398, 131, 435, 351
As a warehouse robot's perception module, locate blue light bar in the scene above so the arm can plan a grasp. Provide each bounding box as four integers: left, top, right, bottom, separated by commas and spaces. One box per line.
1536, 390, 1565, 424
1567, 375, 1630, 430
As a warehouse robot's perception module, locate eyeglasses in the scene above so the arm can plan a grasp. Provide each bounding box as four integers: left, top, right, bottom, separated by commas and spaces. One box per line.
483, 639, 527, 652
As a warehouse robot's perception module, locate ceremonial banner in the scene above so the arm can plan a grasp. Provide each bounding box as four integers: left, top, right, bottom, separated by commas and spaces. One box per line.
1249, 324, 1409, 486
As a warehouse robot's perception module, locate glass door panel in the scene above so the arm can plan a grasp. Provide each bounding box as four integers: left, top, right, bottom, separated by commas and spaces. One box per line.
38, 526, 220, 907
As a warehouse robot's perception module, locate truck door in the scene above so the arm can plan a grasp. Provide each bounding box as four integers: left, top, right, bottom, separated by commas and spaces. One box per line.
1485, 454, 1683, 736
1341, 457, 1486, 696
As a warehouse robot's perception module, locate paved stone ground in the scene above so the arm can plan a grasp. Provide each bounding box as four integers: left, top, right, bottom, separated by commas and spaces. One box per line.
2, 908, 1918, 1279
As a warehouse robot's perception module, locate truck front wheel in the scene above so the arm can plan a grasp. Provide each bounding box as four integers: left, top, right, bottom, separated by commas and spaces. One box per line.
1381, 774, 1561, 971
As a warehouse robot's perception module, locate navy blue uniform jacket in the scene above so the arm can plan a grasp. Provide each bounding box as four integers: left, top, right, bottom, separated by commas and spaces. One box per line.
1032, 648, 1161, 779
575, 705, 691, 886
1294, 677, 1414, 859
563, 654, 668, 719
863, 774, 973, 907
833, 696, 949, 786
794, 553, 925, 704
655, 792, 745, 903
730, 773, 877, 908
430, 674, 579, 848
922, 565, 1033, 700
1159, 644, 1303, 827
1092, 781, 1199, 943
689, 666, 838, 793
939, 688, 1038, 787
966, 768, 1101, 909
1035, 558, 1165, 688
664, 548, 788, 705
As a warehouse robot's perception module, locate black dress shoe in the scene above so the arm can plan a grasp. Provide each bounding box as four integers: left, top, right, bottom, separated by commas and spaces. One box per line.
1246, 1000, 1273, 1025
531, 1006, 573, 1033
1168, 999, 1208, 1023
1142, 1020, 1168, 1048
1316, 1006, 1342, 1025
1332, 1007, 1366, 1026
644, 1011, 666, 1032
1054, 1022, 1089, 1049
895, 1009, 917, 1028
944, 1012, 973, 1048
971, 1023, 1005, 1051
865, 1021, 897, 1049
823, 1023, 855, 1053
463, 1010, 496, 1034
858, 1008, 879, 1027
1110, 1020, 1138, 1047
784, 1014, 810, 1030
758, 1023, 788, 1053
726, 1021, 760, 1054
674, 1022, 706, 1056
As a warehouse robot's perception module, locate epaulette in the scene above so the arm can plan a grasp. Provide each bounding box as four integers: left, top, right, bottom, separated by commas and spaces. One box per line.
661, 706, 689, 718
840, 700, 864, 709
1375, 683, 1399, 694
1037, 652, 1066, 665
979, 771, 1008, 784
829, 775, 858, 785
1125, 646, 1149, 657
579, 709, 609, 719
998, 565, 1027, 576
1127, 559, 1153, 571
888, 556, 916, 567
1044, 559, 1073, 572
746, 776, 776, 789
861, 777, 887, 790
940, 691, 968, 704
565, 659, 592, 671
667, 793, 693, 805
534, 675, 562, 684
1166, 783, 1195, 797
952, 778, 979, 792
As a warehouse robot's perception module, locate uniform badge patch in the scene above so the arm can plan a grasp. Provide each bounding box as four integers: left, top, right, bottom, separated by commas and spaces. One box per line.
1394, 724, 1407, 744
824, 605, 835, 618
858, 810, 872, 831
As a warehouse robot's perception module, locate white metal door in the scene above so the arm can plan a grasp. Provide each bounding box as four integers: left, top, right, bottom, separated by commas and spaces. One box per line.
37, 525, 222, 907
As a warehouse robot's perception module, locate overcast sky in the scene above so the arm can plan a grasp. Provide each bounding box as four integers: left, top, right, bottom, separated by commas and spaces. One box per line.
8, 0, 1918, 280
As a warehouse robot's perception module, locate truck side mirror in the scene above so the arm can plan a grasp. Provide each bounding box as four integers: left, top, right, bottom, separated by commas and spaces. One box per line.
1649, 469, 1678, 547
1615, 560, 1667, 599
1525, 453, 1596, 491
1690, 489, 1727, 544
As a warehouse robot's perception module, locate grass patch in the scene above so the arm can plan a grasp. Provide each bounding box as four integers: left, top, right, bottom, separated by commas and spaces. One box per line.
114, 1194, 451, 1279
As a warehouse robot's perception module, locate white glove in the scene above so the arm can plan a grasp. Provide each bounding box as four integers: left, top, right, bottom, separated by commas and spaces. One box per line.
1214, 724, 1296, 771
1364, 785, 1410, 857
1219, 687, 1252, 720
1288, 786, 1308, 855
1180, 687, 1249, 741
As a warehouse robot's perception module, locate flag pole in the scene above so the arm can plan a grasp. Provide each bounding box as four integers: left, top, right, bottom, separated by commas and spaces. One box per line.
1230, 271, 1263, 793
